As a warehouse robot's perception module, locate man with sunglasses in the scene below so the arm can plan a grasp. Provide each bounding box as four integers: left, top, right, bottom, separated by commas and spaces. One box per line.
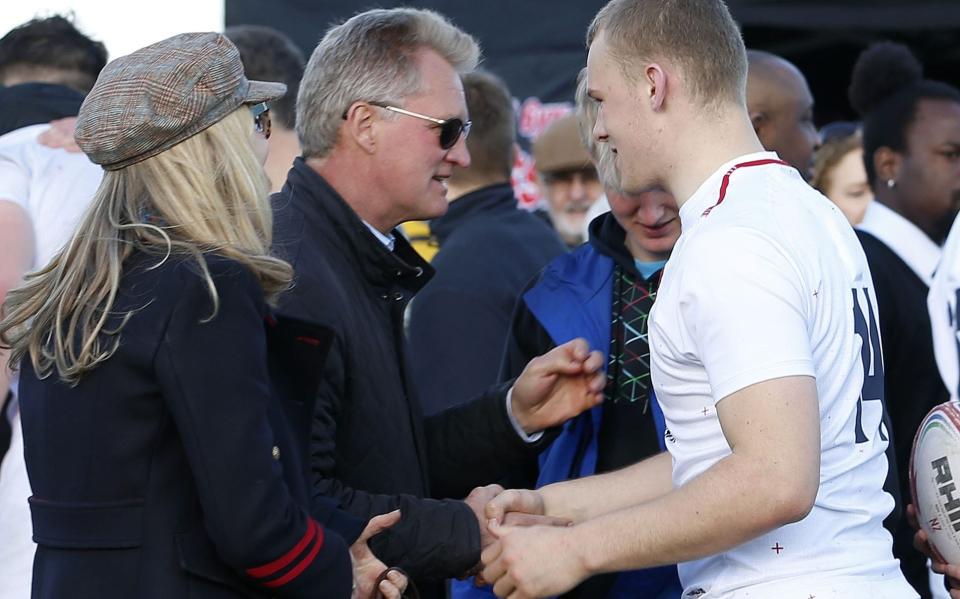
271, 8, 606, 599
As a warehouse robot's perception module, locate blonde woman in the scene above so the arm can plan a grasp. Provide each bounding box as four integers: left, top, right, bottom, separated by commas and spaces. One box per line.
0, 33, 406, 599
811, 125, 873, 225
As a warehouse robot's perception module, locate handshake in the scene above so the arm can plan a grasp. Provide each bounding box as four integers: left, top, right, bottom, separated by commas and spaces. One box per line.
353, 338, 608, 599
464, 485, 587, 599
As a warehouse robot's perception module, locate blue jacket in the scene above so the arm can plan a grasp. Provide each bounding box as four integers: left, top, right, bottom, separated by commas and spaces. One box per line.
453, 214, 680, 598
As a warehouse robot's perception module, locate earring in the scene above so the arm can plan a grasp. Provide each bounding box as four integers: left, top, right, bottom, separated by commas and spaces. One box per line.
887, 179, 896, 189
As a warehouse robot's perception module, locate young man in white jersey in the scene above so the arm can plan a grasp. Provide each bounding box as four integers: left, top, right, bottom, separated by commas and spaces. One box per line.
477, 1, 914, 597
926, 214, 960, 599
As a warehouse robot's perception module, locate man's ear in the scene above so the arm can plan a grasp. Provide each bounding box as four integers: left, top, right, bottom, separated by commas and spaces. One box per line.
343, 102, 378, 154
873, 146, 901, 185
749, 110, 767, 136
646, 63, 668, 111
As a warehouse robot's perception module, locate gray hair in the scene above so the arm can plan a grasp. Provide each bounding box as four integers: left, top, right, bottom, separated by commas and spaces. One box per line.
575, 67, 620, 189
297, 7, 480, 158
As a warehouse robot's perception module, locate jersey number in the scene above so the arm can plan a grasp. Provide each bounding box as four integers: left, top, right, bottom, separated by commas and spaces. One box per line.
852, 287, 888, 444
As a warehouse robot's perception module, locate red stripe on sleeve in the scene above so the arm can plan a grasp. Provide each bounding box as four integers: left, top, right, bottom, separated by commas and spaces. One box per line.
246, 519, 319, 579
262, 526, 326, 588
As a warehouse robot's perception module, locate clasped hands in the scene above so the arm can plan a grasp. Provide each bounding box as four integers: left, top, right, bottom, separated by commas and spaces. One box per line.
464, 486, 589, 599
458, 339, 603, 598
354, 339, 603, 598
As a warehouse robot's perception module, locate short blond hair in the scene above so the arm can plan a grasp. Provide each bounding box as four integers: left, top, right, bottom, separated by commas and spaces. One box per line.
575, 67, 619, 189
587, 0, 747, 108
297, 7, 480, 158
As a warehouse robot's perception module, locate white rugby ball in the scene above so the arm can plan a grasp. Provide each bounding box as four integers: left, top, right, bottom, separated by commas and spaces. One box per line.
911, 401, 960, 564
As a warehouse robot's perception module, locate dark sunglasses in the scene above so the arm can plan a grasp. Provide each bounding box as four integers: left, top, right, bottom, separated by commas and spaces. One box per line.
250, 102, 272, 140
357, 102, 471, 150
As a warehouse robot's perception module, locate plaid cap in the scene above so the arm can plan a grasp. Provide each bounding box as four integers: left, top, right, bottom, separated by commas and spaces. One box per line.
532, 113, 593, 174
75, 32, 286, 171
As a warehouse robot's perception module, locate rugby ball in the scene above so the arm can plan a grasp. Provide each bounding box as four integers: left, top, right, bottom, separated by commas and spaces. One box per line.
911, 401, 960, 564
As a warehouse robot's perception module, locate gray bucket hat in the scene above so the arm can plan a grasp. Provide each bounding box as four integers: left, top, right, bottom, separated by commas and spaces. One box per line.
75, 31, 286, 171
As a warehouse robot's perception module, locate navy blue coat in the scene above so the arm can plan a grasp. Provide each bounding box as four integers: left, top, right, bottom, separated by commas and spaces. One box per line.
272, 160, 552, 598
18, 252, 357, 599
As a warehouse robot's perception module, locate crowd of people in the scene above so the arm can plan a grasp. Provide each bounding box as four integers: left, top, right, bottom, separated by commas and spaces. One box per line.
0, 1, 959, 598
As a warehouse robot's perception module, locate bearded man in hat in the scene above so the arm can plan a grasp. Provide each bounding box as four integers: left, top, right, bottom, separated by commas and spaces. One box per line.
532, 113, 605, 247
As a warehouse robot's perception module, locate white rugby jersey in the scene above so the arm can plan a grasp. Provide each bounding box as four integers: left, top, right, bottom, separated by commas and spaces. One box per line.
930, 215, 960, 403
0, 124, 102, 599
650, 152, 916, 598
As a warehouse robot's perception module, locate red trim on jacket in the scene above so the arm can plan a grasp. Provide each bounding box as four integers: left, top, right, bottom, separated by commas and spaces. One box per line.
246, 519, 321, 580
701, 158, 789, 217
263, 526, 326, 588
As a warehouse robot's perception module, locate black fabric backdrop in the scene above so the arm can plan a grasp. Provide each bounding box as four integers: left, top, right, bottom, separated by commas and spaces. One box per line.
227, 1, 960, 128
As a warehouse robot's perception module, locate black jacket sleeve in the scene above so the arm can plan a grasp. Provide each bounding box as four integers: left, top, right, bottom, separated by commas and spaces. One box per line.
424, 383, 543, 500
308, 336, 483, 580
425, 280, 562, 500
155, 261, 352, 598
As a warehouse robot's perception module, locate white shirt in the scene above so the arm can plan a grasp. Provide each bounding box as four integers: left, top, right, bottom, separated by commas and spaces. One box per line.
859, 200, 941, 287
930, 215, 960, 402
0, 124, 102, 266
362, 219, 396, 252
0, 124, 102, 599
650, 152, 914, 598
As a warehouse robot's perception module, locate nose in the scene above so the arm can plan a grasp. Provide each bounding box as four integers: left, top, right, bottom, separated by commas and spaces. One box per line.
809, 124, 821, 152
569, 173, 587, 200
446, 134, 471, 167
593, 106, 609, 143
637, 195, 664, 223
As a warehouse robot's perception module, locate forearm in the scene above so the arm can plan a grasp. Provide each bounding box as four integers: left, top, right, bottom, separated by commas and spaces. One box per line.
540, 451, 673, 523
572, 450, 811, 575
426, 383, 536, 498
312, 474, 482, 579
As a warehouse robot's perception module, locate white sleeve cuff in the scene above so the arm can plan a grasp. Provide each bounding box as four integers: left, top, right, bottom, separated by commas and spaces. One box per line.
506, 386, 543, 443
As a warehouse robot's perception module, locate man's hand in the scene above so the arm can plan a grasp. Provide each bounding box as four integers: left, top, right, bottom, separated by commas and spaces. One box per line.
350, 510, 409, 599
485, 488, 546, 526
480, 520, 588, 598
511, 338, 604, 434
465, 484, 505, 551
909, 503, 960, 598
37, 117, 81, 153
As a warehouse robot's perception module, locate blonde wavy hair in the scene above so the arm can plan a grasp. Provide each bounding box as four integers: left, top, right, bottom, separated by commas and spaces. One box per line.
0, 107, 291, 383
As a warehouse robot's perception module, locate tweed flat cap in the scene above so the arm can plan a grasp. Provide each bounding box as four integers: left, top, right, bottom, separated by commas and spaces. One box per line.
75, 32, 286, 170
531, 113, 593, 174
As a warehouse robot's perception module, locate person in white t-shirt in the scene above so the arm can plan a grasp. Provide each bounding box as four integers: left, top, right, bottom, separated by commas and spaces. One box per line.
927, 215, 960, 599
931, 217, 960, 405
478, 1, 914, 598
0, 16, 107, 599
0, 125, 103, 599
